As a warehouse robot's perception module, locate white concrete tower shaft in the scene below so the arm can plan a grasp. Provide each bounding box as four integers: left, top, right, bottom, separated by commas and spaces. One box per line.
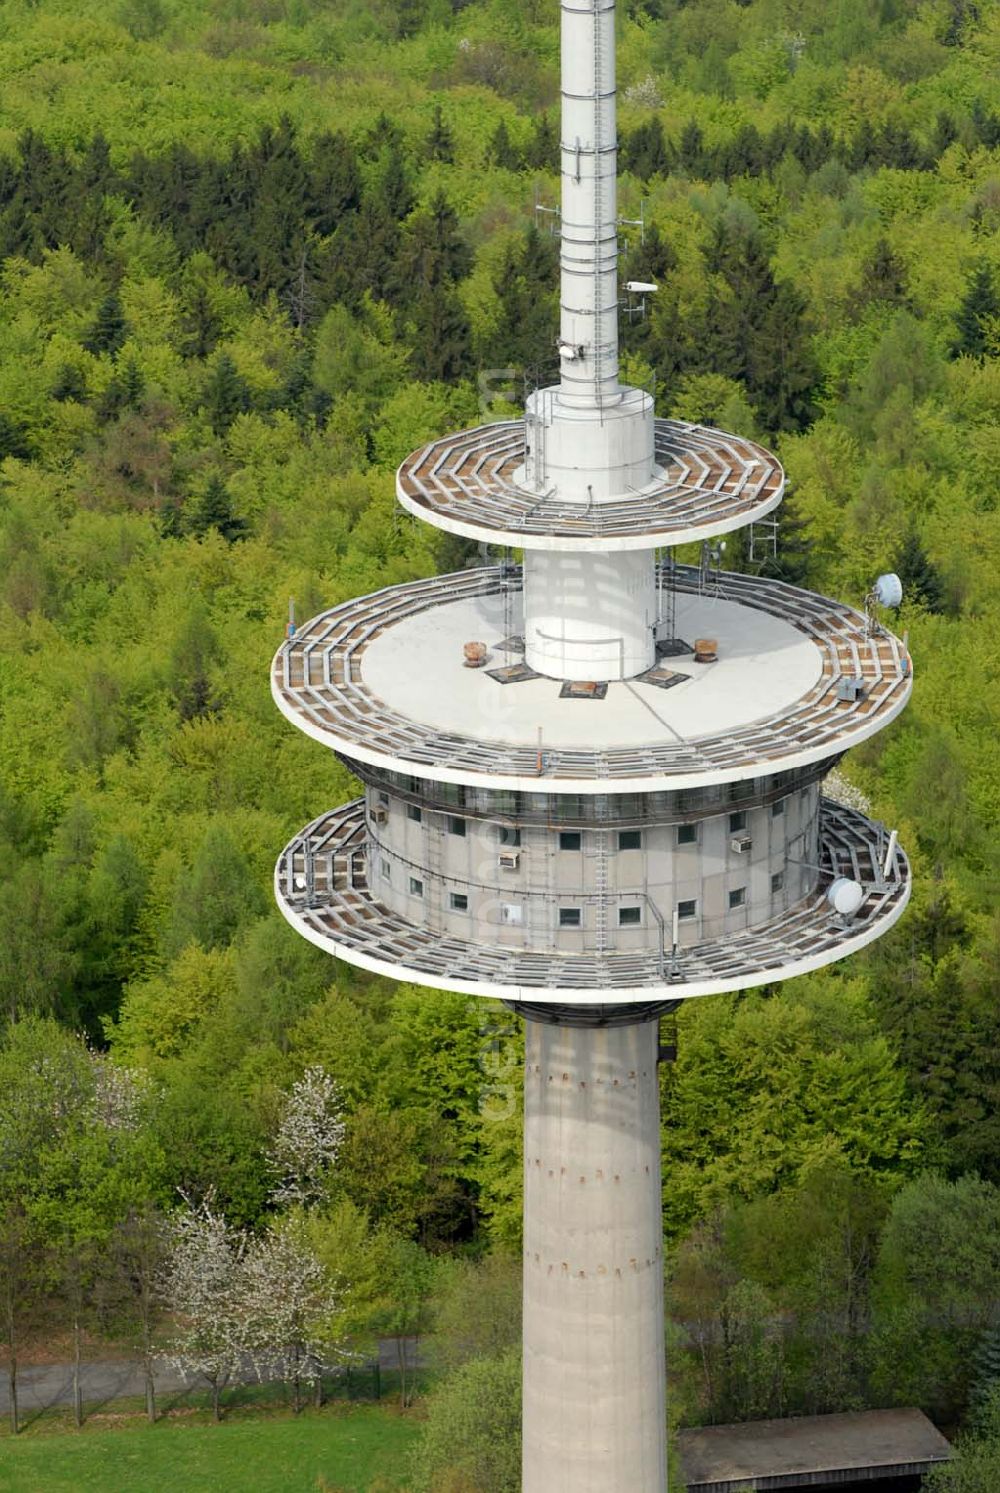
559, 0, 621, 408
522, 1016, 668, 1492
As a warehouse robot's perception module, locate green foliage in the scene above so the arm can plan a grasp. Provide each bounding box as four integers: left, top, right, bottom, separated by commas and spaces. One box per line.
0, 0, 1000, 1453
0, 1406, 419, 1492
925, 1385, 1000, 1491
409, 1347, 521, 1493
954, 264, 1000, 359
661, 979, 923, 1235
869, 1174, 1000, 1419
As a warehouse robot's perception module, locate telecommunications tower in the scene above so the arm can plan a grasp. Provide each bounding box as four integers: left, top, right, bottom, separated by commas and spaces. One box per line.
273, 2, 912, 1487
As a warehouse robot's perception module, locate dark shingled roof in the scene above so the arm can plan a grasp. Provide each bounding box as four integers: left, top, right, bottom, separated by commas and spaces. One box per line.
679, 1409, 952, 1491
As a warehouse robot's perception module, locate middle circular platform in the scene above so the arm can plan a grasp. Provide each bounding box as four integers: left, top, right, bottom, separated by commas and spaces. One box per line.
272, 565, 912, 794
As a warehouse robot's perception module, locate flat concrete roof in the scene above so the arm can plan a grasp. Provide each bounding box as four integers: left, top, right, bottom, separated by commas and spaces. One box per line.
272, 565, 912, 793
679, 1409, 952, 1492
362, 591, 821, 751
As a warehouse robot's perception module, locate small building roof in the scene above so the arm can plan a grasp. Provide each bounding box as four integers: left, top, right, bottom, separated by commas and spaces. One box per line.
679, 1409, 952, 1492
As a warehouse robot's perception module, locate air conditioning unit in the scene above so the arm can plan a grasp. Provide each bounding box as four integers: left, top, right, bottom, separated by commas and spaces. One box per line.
499, 850, 521, 871
372, 807, 388, 826
730, 833, 753, 854
837, 676, 865, 703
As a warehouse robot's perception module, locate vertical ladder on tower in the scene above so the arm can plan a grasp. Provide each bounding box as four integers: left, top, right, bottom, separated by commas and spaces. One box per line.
591, 0, 604, 410
425, 816, 445, 929
593, 829, 610, 954
749, 516, 779, 567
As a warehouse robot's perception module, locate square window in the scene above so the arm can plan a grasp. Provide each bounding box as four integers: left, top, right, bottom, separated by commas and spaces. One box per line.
559, 908, 582, 928
676, 823, 697, 846
409, 877, 423, 897
501, 903, 523, 925
380, 859, 391, 881
677, 899, 697, 920
559, 831, 582, 851
448, 816, 466, 837
619, 906, 642, 926
450, 892, 469, 912
729, 811, 747, 833
618, 830, 642, 851
771, 872, 785, 894
772, 798, 785, 818
498, 825, 522, 847
407, 804, 422, 823
378, 791, 390, 807
729, 887, 747, 909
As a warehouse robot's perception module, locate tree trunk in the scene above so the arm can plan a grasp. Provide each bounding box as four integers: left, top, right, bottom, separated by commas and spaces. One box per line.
7, 1352, 17, 1437
142, 1321, 156, 1424
5, 1289, 17, 1437
73, 1314, 83, 1428
212, 1378, 221, 1423
396, 1336, 407, 1410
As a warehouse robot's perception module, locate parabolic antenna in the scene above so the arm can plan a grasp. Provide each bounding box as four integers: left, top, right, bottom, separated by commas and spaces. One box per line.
827, 877, 865, 916
874, 572, 903, 608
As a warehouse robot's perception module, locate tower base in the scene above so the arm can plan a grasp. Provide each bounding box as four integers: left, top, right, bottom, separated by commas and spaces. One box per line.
521, 1011, 668, 1493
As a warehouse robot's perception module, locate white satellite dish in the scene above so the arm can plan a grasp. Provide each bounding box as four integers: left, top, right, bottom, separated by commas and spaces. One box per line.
827, 877, 865, 917
873, 573, 903, 608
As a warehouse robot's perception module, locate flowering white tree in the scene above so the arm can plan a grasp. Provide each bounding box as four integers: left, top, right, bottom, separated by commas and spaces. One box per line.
267, 1066, 345, 1208
824, 767, 873, 816
87, 1049, 150, 1132
239, 1218, 347, 1412
158, 1198, 246, 1421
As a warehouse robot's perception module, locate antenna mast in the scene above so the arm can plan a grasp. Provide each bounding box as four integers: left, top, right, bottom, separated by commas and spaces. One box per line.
559, 0, 621, 410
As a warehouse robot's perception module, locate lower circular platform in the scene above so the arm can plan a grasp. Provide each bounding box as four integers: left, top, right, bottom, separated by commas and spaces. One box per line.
274, 799, 910, 1006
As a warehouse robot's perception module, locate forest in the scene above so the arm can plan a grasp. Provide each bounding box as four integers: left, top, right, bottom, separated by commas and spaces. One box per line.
1, 0, 1000, 1486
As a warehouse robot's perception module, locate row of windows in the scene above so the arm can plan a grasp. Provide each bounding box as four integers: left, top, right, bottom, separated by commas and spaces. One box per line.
365, 766, 815, 819
383, 864, 785, 916
385, 803, 788, 847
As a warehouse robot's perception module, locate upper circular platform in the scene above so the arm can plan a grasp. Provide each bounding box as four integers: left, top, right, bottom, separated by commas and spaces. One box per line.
272, 564, 912, 794
396, 418, 784, 551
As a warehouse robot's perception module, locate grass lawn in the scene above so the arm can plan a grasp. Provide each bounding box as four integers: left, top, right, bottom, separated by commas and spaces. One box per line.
0, 1403, 419, 1492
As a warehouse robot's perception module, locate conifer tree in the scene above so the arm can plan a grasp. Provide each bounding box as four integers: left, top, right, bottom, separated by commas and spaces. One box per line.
954, 263, 999, 358
121, 359, 146, 413
50, 364, 87, 403
308, 132, 362, 237
699, 219, 818, 432
489, 121, 522, 172
188, 476, 246, 544
525, 114, 558, 171
425, 104, 455, 165
623, 117, 670, 180
894, 528, 945, 613
84, 293, 129, 357
678, 120, 707, 177
168, 600, 221, 724
202, 354, 250, 437
854, 238, 911, 312
0, 413, 33, 461
971, 1330, 1000, 1419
